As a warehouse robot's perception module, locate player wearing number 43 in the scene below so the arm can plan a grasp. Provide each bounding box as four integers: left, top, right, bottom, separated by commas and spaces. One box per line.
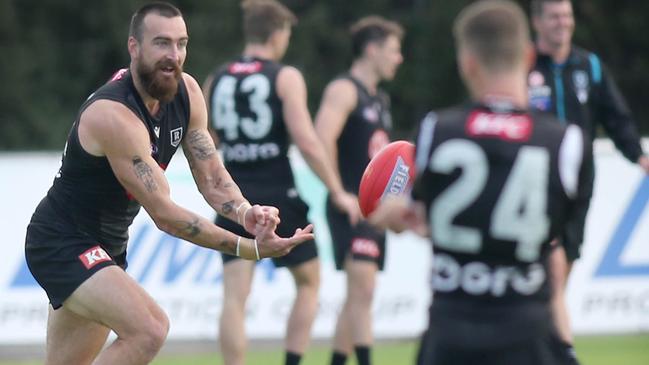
202, 1, 360, 365
369, 1, 593, 364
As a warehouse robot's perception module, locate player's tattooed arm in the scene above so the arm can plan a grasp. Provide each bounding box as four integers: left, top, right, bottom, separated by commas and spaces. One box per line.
186, 130, 217, 161
132, 156, 157, 192
171, 216, 202, 238
222, 200, 235, 216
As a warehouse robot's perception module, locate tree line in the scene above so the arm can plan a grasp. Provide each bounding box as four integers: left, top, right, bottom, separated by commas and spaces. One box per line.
1, 0, 647, 150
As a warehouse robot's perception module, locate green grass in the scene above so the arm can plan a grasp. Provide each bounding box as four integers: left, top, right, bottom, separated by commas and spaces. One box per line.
575, 334, 649, 365
1, 335, 647, 365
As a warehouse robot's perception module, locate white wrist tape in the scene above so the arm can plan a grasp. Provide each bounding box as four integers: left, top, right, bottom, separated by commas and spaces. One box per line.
236, 236, 241, 257
254, 239, 260, 260
236, 201, 251, 225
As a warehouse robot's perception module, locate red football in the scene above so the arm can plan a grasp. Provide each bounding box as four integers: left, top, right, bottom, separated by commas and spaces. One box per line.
358, 140, 416, 218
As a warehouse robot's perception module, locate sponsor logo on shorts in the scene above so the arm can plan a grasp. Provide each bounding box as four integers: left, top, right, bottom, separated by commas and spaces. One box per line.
78, 246, 112, 269
351, 238, 380, 258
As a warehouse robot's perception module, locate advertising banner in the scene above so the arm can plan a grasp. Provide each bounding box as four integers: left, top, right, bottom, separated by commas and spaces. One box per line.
1, 139, 647, 344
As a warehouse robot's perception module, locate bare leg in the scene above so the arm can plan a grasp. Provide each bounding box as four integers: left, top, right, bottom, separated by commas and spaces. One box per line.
48, 265, 169, 365
45, 306, 110, 365
219, 259, 255, 365
550, 245, 574, 343
331, 295, 353, 355
344, 259, 377, 347
285, 258, 320, 354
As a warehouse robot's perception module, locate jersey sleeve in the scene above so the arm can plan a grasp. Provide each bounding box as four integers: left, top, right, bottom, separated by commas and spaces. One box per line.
595, 60, 644, 163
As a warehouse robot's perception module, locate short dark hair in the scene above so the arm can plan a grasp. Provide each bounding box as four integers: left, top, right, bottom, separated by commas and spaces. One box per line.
453, 0, 529, 73
530, 0, 569, 17
241, 0, 297, 44
129, 2, 183, 41
350, 16, 404, 58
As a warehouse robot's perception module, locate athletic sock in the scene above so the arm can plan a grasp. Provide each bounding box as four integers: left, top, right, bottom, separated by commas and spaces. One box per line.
330, 351, 348, 365
285, 351, 302, 365
354, 345, 371, 365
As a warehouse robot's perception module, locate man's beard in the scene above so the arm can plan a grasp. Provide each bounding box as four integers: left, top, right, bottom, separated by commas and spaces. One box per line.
136, 59, 182, 103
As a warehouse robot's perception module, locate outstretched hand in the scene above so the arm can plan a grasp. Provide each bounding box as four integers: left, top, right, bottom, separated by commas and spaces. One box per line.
253, 214, 315, 258
331, 190, 362, 226
368, 196, 428, 236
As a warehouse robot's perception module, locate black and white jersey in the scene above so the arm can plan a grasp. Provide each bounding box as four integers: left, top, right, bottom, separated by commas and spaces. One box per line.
335, 74, 392, 194
206, 57, 294, 187
42, 69, 190, 248
412, 101, 593, 345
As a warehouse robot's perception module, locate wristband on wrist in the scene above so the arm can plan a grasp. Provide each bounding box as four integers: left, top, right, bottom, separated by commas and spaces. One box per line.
235, 201, 251, 225
236, 236, 241, 257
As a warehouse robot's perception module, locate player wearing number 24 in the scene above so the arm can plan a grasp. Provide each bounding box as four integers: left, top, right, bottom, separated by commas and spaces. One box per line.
369, 1, 593, 364
202, 1, 360, 365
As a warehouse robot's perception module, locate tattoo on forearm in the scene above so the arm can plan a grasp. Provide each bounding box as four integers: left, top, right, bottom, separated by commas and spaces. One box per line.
213, 177, 222, 188
212, 174, 234, 189
217, 239, 231, 252
222, 200, 235, 215
132, 156, 157, 192
187, 130, 216, 160
174, 217, 201, 238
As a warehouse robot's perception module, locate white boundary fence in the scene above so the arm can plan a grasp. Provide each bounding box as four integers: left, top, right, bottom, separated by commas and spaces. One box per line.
1, 139, 647, 344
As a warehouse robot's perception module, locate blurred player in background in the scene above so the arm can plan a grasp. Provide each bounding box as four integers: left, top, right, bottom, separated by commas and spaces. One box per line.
24, 2, 313, 365
203, 1, 359, 364
370, 0, 593, 364
529, 1, 649, 363
314, 15, 403, 365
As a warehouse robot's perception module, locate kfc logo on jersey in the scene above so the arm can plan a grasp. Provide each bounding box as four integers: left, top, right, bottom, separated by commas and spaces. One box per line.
170, 127, 183, 147
466, 111, 532, 141
110, 68, 129, 82
351, 238, 380, 258
229, 61, 262, 74
79, 246, 112, 269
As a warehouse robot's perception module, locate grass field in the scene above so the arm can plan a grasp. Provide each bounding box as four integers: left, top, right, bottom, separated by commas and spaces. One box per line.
1, 335, 647, 365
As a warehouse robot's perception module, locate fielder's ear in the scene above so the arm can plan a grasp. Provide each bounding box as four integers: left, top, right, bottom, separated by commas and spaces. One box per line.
364, 41, 380, 58
127, 36, 138, 59
457, 46, 476, 79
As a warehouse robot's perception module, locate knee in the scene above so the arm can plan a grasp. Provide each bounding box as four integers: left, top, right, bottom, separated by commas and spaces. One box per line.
295, 271, 320, 293
292, 261, 321, 292
137, 313, 169, 359
349, 281, 375, 306
222, 289, 250, 311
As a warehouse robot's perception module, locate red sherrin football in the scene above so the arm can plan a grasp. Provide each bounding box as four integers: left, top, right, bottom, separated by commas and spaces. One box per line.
358, 140, 416, 218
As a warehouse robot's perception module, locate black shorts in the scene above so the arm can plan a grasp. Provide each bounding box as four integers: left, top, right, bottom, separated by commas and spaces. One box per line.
25, 201, 127, 309
217, 187, 317, 268
326, 197, 386, 271
416, 326, 571, 365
